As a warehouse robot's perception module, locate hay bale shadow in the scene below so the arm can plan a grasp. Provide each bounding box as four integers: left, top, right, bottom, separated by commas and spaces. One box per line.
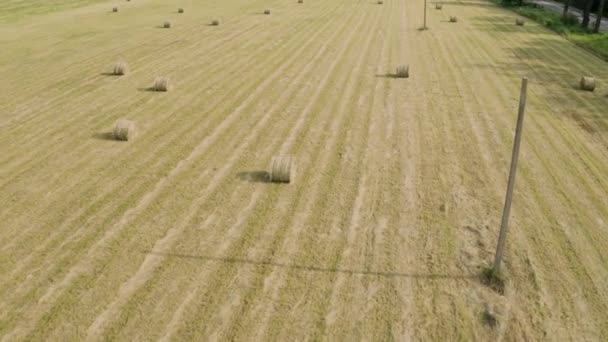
137, 87, 157, 92
92, 132, 116, 141
375, 73, 402, 78
236, 171, 270, 183
100, 72, 120, 76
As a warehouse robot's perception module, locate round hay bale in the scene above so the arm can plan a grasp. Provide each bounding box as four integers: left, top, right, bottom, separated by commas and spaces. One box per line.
515, 19, 525, 26
396, 64, 409, 78
450, 16, 458, 22
178, 8, 184, 13
113, 62, 128, 76
153, 77, 170, 92
298, 0, 304, 3
378, 0, 384, 4
163, 21, 172, 28
435, 4, 443, 9
112, 7, 118, 12
113, 119, 136, 141
211, 19, 221, 26
264, 9, 271, 14
270, 156, 295, 183
580, 77, 596, 91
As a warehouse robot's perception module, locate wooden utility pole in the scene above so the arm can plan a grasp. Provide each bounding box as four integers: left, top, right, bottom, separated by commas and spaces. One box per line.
493, 77, 528, 273
424, 0, 428, 29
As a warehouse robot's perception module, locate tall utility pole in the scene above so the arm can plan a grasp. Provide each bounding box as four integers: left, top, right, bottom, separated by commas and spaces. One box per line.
424, 0, 428, 29
493, 77, 528, 273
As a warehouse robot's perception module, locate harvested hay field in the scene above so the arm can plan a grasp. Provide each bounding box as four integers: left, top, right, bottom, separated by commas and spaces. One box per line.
0, 0, 607, 340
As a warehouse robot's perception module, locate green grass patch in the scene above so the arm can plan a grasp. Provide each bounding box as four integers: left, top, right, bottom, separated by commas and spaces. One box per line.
492, 0, 608, 60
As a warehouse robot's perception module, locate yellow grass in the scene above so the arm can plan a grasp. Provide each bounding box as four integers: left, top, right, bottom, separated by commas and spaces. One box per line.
0, 0, 607, 341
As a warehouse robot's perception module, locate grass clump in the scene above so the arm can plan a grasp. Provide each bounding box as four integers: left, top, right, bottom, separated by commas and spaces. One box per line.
481, 265, 505, 294
482, 306, 499, 328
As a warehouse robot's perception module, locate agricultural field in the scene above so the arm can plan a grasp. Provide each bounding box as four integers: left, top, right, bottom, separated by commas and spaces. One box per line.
1, 0, 608, 340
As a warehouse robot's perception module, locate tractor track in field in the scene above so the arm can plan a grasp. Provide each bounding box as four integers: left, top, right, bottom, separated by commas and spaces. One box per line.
0, 0, 341, 290
0, 1, 344, 308
84, 2, 363, 339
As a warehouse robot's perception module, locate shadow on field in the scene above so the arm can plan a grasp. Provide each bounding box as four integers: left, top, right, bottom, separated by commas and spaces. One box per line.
375, 73, 403, 78
92, 132, 115, 141
137, 87, 157, 92
100, 72, 120, 76
236, 171, 270, 183
144, 250, 475, 280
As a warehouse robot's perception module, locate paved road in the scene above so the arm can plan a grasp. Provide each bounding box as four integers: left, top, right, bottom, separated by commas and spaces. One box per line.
529, 0, 608, 32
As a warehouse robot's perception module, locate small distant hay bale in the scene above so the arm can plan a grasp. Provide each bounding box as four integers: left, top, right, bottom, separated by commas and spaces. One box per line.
270, 156, 295, 183
113, 119, 136, 141
264, 9, 271, 14
113, 62, 128, 75
153, 77, 170, 92
112, 7, 118, 12
395, 64, 409, 78
163, 21, 172, 28
435, 4, 443, 9
580, 77, 595, 91
178, 8, 184, 13
298, 0, 304, 3
378, 0, 384, 4
515, 19, 525, 26
450, 16, 458, 22
211, 19, 221, 25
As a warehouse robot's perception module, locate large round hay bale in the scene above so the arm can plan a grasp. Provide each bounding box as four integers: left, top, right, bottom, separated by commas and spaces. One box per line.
112, 7, 118, 12
211, 19, 221, 26
264, 9, 271, 14
396, 64, 409, 78
178, 8, 184, 13
450, 16, 458, 22
154, 77, 170, 91
515, 19, 525, 26
113, 62, 128, 75
270, 156, 295, 183
436, 4, 443, 9
113, 119, 136, 141
163, 21, 172, 28
580, 77, 595, 91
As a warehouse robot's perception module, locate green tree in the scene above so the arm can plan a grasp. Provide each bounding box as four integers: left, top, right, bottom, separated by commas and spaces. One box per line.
593, 0, 606, 32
